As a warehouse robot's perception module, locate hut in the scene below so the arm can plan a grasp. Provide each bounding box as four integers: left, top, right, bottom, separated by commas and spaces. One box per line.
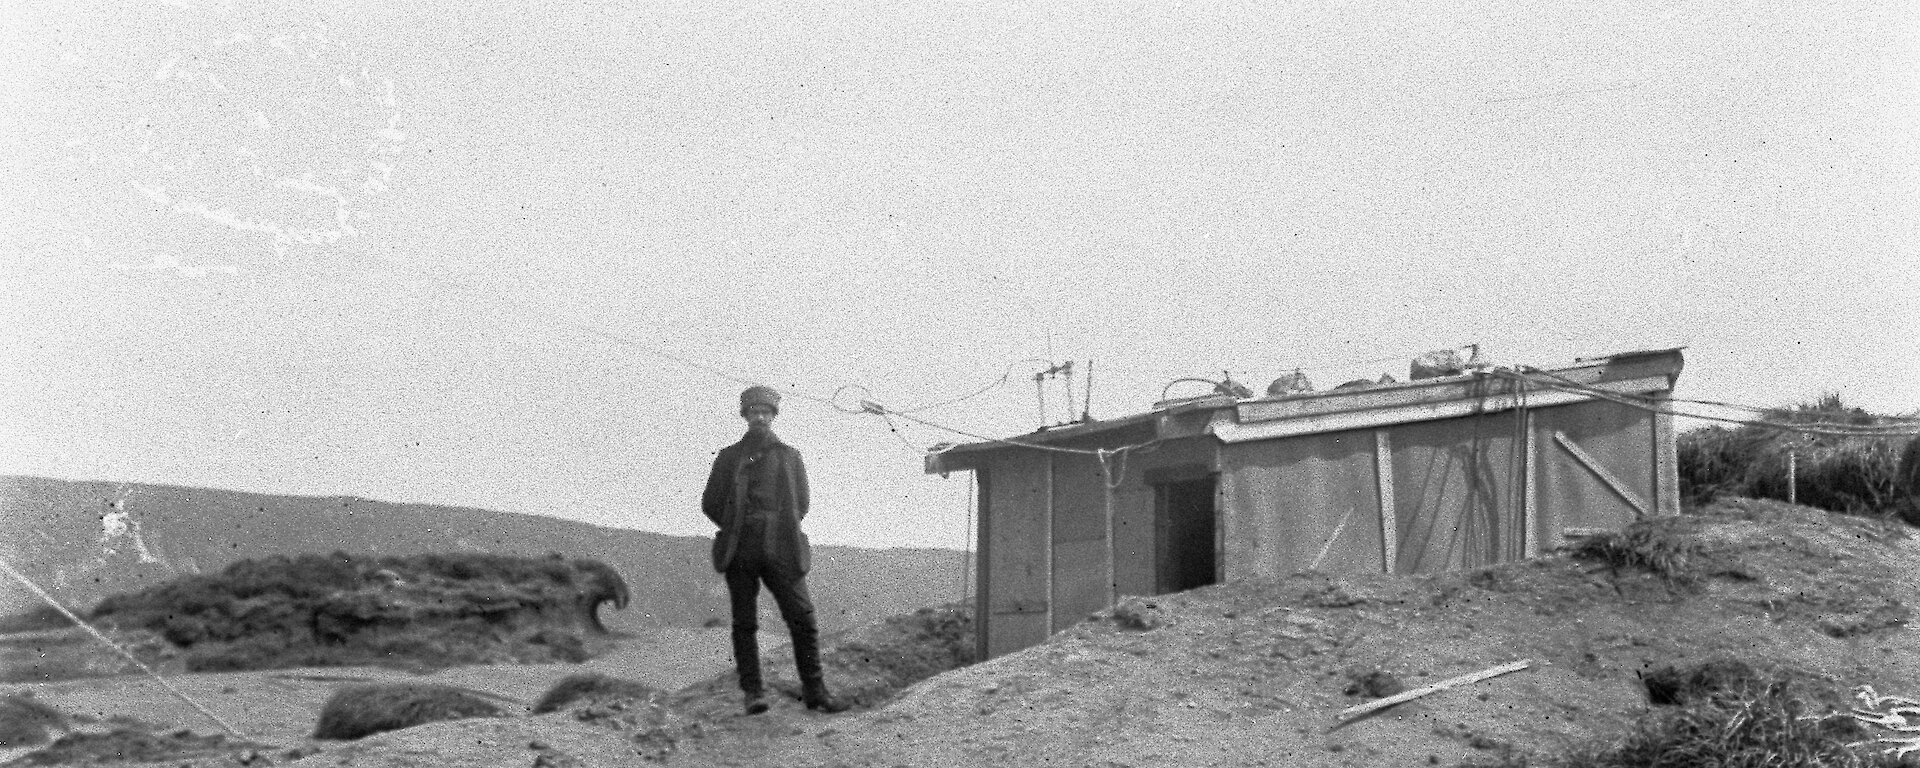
925, 348, 1685, 659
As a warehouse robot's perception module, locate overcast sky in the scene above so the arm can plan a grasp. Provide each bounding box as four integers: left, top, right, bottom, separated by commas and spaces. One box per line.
2, 0, 1915, 551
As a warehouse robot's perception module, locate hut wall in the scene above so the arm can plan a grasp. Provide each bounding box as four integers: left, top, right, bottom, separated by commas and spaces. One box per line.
980, 449, 1052, 656
1049, 451, 1108, 633
1532, 399, 1658, 543
1218, 430, 1383, 579
1386, 411, 1525, 573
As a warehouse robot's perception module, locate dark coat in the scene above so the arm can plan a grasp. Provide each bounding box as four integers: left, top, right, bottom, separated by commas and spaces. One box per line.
702, 433, 811, 574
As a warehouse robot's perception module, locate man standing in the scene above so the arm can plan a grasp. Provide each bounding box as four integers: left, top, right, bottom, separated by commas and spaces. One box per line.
702, 385, 848, 715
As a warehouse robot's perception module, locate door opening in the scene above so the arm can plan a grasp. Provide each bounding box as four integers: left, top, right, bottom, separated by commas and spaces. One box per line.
1156, 476, 1217, 593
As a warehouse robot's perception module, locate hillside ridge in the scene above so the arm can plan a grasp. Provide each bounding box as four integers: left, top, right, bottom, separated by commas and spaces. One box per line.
0, 475, 963, 635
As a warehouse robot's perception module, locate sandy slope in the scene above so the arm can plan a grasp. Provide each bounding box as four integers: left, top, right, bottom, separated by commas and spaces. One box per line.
0, 623, 730, 765
7, 498, 1919, 768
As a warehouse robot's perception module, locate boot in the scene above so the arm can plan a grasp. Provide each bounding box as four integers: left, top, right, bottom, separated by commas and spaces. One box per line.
802, 678, 849, 713
733, 625, 767, 715
789, 617, 849, 713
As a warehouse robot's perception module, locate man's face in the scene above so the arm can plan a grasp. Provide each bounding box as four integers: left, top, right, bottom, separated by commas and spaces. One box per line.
743, 405, 777, 431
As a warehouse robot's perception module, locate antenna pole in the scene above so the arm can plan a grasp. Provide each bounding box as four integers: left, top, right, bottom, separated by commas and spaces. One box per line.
1063, 361, 1076, 424
1082, 360, 1094, 421
1034, 371, 1048, 426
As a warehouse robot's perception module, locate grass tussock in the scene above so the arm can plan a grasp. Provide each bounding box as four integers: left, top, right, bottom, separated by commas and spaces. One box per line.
1499, 680, 1897, 767
1493, 661, 1911, 768
312, 683, 506, 741
1679, 393, 1920, 523
84, 551, 624, 673
533, 673, 662, 714
0, 693, 68, 747
9, 728, 270, 767
0, 606, 76, 635
1566, 516, 1709, 586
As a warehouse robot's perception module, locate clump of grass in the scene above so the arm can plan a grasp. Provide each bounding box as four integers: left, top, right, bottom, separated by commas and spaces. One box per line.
1108, 596, 1168, 630
533, 673, 661, 714
1499, 679, 1895, 768
85, 551, 622, 674
12, 728, 270, 766
0, 693, 68, 747
1640, 658, 1772, 706
1566, 516, 1709, 586
312, 683, 506, 740
0, 606, 76, 634
1678, 393, 1919, 523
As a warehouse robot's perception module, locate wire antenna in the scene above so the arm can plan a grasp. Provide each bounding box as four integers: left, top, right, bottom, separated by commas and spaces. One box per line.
1032, 361, 1078, 427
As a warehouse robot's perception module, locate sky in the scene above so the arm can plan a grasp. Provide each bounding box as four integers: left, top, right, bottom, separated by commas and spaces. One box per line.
1, 0, 1915, 552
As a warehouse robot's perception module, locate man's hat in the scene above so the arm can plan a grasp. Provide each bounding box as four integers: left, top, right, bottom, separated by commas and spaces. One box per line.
740, 385, 781, 415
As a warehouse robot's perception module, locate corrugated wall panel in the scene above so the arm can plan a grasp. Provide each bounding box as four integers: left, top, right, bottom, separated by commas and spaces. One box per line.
1534, 400, 1655, 542
1387, 412, 1524, 573
1219, 431, 1381, 578
984, 450, 1051, 657
1219, 452, 1283, 580
1050, 452, 1109, 632
1111, 483, 1156, 598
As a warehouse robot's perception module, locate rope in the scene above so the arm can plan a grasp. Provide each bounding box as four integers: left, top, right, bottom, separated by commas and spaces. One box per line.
894, 359, 1053, 414
0, 555, 251, 740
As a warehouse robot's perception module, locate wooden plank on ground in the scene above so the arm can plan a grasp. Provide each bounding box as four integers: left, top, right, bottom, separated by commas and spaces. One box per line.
1337, 660, 1532, 722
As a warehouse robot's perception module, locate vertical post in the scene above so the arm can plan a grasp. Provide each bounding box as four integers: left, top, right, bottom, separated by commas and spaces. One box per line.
1374, 430, 1398, 574
1100, 450, 1117, 609
1522, 411, 1539, 558
1651, 390, 1680, 516
1787, 451, 1797, 506
1035, 374, 1047, 426
974, 469, 991, 662
1043, 452, 1055, 633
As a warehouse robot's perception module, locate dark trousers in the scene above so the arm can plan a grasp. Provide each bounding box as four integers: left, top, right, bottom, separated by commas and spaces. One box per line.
725, 517, 821, 695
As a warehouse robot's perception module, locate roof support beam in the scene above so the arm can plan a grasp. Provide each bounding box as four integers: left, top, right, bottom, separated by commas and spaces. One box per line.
1214, 374, 1673, 444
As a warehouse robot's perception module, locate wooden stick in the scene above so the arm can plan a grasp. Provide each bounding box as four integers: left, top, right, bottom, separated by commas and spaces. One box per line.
1309, 504, 1358, 571
1337, 660, 1531, 721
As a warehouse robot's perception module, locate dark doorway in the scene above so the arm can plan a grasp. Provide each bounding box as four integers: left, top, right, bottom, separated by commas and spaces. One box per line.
1156, 476, 1217, 593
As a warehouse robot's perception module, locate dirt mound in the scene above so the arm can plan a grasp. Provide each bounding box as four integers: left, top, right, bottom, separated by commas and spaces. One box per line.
639, 497, 1920, 767
669, 602, 973, 719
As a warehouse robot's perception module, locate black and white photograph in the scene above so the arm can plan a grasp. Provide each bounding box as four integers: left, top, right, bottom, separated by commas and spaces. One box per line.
2, 1, 1917, 765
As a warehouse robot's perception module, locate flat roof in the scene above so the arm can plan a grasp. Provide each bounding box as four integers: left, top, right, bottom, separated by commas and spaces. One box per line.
925, 347, 1684, 474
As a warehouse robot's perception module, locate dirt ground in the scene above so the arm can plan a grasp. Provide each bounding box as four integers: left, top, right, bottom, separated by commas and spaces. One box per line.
6, 497, 1919, 767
